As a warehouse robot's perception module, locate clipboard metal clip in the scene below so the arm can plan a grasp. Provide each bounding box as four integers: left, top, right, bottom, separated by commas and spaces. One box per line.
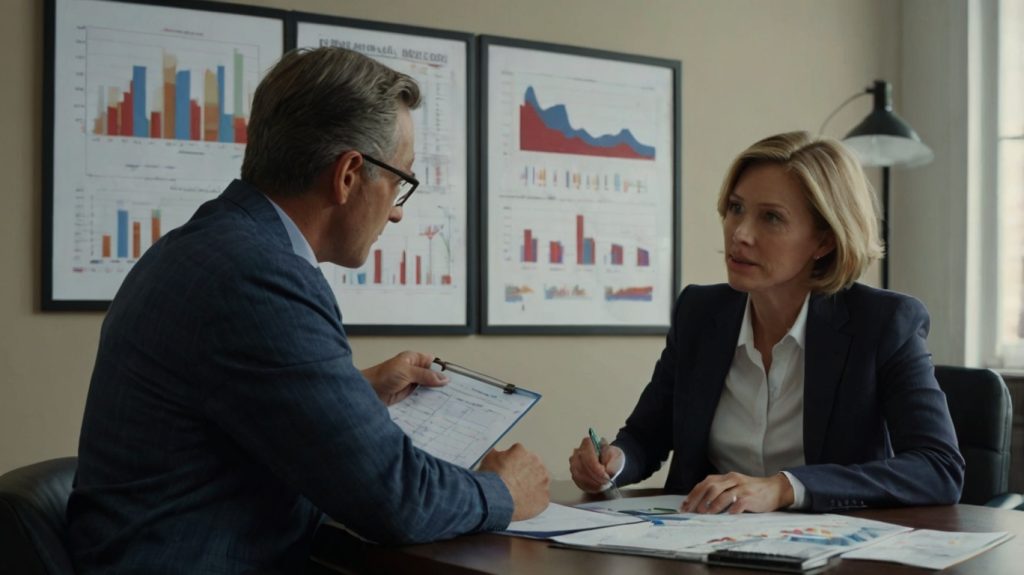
433, 358, 518, 394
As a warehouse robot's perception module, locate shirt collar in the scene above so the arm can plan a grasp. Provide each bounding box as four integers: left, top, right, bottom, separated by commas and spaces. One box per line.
263, 194, 318, 268
736, 293, 812, 350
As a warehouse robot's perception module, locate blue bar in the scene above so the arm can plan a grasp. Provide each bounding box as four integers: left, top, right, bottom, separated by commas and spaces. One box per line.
357, 272, 367, 285
117, 210, 129, 258
217, 65, 233, 143
132, 66, 147, 137
175, 71, 190, 140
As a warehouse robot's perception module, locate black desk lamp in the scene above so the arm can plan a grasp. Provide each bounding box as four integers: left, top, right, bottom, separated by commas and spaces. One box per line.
820, 80, 934, 288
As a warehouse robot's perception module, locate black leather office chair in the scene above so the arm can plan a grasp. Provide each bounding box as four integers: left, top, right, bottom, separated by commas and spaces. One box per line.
934, 366, 1023, 508
0, 457, 77, 575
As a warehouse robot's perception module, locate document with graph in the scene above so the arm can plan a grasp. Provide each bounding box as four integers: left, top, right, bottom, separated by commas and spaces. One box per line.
387, 358, 540, 468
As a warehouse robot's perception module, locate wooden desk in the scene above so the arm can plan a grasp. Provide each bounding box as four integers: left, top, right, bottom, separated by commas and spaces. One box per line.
309, 482, 1024, 574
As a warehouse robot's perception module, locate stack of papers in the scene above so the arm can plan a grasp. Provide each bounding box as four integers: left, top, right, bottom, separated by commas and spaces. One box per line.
551, 508, 909, 567
496, 495, 1013, 572
841, 529, 1012, 570
500, 503, 643, 539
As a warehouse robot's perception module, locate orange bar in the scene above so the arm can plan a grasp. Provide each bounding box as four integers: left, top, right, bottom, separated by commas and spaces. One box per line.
132, 221, 141, 259
163, 52, 177, 140
102, 235, 111, 258
151, 215, 161, 245
203, 69, 219, 142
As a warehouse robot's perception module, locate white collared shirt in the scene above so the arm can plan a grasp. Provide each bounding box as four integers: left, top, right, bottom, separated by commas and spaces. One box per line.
264, 194, 318, 268
708, 294, 810, 508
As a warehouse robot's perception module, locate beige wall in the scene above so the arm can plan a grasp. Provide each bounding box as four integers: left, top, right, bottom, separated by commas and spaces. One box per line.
0, 0, 896, 481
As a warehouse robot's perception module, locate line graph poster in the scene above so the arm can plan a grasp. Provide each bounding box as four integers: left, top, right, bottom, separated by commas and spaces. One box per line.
44, 0, 284, 308
482, 37, 680, 333
295, 17, 472, 332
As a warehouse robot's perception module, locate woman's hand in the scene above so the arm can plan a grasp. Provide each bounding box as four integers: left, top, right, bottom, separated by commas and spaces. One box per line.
681, 471, 795, 514
568, 436, 624, 493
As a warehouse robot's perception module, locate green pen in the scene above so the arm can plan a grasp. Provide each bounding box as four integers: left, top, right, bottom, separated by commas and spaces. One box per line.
588, 427, 622, 499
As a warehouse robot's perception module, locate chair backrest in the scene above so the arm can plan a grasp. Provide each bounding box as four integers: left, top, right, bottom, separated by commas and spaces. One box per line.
0, 457, 77, 575
934, 366, 1013, 505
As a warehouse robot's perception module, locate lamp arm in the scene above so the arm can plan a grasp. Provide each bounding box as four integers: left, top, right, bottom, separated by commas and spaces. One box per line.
817, 91, 869, 136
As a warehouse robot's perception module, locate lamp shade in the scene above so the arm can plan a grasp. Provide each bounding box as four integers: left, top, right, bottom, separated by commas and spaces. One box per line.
843, 81, 933, 168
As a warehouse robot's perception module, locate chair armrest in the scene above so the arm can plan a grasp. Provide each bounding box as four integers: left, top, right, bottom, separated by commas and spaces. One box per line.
985, 493, 1024, 509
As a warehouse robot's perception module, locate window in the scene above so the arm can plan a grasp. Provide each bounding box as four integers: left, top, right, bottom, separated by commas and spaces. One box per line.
998, 0, 1024, 368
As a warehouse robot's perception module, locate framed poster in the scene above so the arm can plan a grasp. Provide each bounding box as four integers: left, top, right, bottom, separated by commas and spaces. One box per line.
43, 0, 286, 309
293, 15, 475, 334
480, 36, 681, 334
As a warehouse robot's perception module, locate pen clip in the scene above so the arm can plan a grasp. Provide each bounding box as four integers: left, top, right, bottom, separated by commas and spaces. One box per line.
433, 357, 518, 394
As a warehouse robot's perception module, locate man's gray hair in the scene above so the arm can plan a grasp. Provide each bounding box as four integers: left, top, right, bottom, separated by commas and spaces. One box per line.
241, 47, 421, 196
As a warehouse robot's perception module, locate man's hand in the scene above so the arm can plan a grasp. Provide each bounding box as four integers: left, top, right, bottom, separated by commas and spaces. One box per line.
568, 436, 624, 493
680, 471, 795, 514
479, 443, 550, 521
361, 351, 448, 406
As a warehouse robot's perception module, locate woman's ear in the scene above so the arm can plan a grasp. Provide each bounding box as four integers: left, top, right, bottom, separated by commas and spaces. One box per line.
815, 231, 837, 260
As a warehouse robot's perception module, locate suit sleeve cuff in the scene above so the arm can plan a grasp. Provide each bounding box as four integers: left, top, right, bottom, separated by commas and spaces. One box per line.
782, 471, 809, 510
473, 471, 515, 531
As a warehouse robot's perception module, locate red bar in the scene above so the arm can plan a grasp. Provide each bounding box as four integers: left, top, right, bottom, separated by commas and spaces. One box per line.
132, 221, 141, 259
416, 255, 422, 285
637, 248, 649, 267
190, 100, 201, 140
576, 215, 584, 264
150, 112, 161, 138
524, 229, 534, 262
233, 117, 247, 144
611, 244, 623, 265
122, 90, 133, 136
400, 251, 406, 285
102, 235, 111, 258
441, 274, 452, 285
107, 106, 119, 136
374, 249, 382, 284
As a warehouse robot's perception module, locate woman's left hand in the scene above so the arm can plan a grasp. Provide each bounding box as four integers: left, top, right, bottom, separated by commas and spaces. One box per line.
680, 471, 795, 514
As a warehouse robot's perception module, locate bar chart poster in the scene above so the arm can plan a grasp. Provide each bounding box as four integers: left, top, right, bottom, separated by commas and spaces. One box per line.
44, 0, 283, 308
482, 38, 680, 333
296, 18, 472, 332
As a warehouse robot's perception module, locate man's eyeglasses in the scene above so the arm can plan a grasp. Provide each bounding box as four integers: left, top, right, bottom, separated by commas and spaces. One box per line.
362, 153, 419, 207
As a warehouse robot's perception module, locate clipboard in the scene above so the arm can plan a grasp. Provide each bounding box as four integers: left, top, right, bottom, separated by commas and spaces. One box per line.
387, 358, 541, 468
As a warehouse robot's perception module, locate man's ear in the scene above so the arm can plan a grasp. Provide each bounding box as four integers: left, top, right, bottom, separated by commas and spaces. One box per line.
330, 151, 364, 206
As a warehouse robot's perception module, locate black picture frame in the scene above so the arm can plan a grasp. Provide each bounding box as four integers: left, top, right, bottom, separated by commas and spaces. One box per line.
42, 0, 288, 310
291, 14, 477, 334
479, 35, 682, 334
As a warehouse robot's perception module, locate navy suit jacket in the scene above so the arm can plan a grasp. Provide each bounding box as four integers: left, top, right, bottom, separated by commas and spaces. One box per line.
613, 283, 965, 511
68, 181, 512, 575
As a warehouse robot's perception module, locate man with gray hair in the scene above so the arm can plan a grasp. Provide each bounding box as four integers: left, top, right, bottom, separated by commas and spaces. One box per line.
68, 47, 550, 575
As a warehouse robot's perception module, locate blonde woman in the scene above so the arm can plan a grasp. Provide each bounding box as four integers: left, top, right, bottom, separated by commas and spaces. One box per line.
569, 131, 964, 513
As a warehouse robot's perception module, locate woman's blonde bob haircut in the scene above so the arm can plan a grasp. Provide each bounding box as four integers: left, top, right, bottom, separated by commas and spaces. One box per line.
716, 131, 884, 295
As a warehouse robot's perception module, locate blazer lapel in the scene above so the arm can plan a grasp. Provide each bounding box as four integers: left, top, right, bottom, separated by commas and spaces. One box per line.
803, 291, 852, 463
686, 293, 745, 444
